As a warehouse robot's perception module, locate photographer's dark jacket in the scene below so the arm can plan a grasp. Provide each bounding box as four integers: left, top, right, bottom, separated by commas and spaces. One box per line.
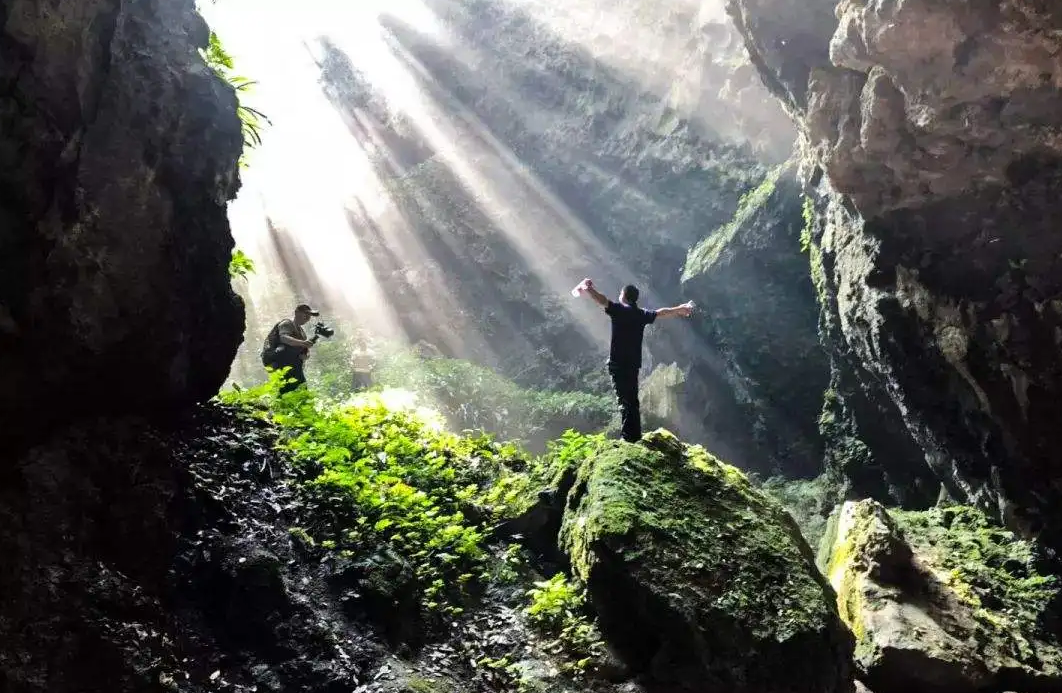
261, 319, 307, 368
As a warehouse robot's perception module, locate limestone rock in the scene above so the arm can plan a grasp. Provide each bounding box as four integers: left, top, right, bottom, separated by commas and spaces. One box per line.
0, 0, 244, 444
826, 500, 1062, 693
559, 429, 854, 693
729, 0, 1062, 551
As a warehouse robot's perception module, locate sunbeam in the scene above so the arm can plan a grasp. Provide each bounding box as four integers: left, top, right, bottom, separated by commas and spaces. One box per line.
205, 0, 807, 470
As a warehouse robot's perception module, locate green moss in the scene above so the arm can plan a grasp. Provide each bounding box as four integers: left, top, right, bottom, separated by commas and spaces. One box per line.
799, 193, 829, 309
890, 505, 1060, 665
402, 676, 455, 693
816, 506, 842, 573
824, 506, 877, 652
682, 166, 784, 280
800, 194, 815, 252
561, 430, 835, 641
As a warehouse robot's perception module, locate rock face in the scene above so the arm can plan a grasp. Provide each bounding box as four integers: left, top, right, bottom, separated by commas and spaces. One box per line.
679, 161, 827, 477
728, 0, 1062, 548
0, 0, 245, 444
825, 500, 1062, 693
0, 408, 368, 692
559, 430, 853, 692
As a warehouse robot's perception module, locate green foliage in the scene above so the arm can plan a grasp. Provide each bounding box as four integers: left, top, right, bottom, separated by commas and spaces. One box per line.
218, 377, 537, 613
228, 248, 255, 279
682, 165, 783, 280
759, 474, 836, 551
799, 194, 815, 254
891, 505, 1060, 652
374, 351, 612, 448
525, 574, 605, 676
477, 429, 607, 526
200, 30, 270, 167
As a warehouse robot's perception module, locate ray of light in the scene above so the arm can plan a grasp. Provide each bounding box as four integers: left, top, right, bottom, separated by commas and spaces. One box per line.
203, 0, 776, 454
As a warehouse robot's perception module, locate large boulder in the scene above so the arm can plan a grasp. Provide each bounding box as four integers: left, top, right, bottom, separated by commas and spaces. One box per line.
825, 500, 1062, 693
728, 0, 1062, 548
559, 429, 853, 693
0, 0, 244, 444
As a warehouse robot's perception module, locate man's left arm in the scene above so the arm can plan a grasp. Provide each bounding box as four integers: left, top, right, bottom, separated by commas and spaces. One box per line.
655, 301, 695, 319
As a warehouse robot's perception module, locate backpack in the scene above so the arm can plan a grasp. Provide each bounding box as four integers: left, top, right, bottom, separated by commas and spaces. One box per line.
261, 321, 284, 368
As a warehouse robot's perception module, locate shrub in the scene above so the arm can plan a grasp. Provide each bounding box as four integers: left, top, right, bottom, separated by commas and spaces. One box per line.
374, 350, 612, 449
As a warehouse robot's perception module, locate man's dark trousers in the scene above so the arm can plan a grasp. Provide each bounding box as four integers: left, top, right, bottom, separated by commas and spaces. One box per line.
277, 355, 306, 394
609, 366, 641, 443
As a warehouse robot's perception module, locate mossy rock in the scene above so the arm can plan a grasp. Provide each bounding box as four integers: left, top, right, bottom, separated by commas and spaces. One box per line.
558, 429, 853, 693
826, 500, 1062, 693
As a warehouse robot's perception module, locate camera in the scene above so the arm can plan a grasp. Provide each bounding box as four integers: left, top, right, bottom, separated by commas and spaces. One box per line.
313, 321, 335, 339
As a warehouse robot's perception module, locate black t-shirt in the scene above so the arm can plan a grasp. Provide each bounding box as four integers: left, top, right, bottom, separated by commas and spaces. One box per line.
606, 301, 657, 369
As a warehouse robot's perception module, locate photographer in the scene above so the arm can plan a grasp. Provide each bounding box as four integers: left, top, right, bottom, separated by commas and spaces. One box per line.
261, 303, 320, 393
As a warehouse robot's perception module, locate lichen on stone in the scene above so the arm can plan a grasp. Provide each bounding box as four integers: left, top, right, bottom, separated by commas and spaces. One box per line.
825, 499, 1062, 692
891, 505, 1061, 670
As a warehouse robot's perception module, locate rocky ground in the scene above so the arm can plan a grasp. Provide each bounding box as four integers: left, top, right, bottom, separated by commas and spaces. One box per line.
0, 401, 852, 693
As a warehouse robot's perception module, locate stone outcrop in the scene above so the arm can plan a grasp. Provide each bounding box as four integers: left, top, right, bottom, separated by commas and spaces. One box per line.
824, 500, 1062, 693
0, 0, 245, 445
728, 0, 1062, 550
559, 430, 854, 693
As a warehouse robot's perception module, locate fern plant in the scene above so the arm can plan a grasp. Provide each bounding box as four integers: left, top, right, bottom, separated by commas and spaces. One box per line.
201, 30, 270, 167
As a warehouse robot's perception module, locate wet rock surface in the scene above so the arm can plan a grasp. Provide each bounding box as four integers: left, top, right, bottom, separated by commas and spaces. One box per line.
0, 407, 371, 693
729, 0, 1062, 549
0, 0, 244, 444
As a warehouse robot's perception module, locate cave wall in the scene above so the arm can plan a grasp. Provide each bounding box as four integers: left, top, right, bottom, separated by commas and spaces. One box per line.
0, 0, 244, 445
679, 162, 828, 478
727, 0, 1062, 549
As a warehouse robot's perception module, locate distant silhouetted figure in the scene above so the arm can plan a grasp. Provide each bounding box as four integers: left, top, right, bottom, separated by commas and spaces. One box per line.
576, 279, 694, 443
261, 303, 319, 393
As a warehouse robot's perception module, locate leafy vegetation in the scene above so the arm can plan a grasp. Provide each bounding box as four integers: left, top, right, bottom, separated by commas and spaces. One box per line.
524, 573, 605, 675
200, 30, 269, 167
228, 248, 255, 279
758, 474, 836, 551
217, 375, 609, 622
219, 375, 533, 616
374, 350, 612, 449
